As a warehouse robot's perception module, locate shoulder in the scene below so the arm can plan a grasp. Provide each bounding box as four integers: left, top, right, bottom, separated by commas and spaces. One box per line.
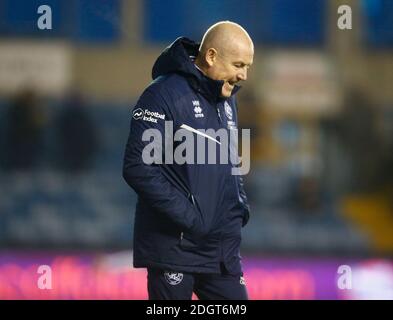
136, 74, 191, 118
145, 73, 191, 99
146, 73, 192, 104
140, 73, 193, 114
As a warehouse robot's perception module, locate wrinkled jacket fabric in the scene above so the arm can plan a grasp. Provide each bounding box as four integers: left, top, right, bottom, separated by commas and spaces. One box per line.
123, 37, 250, 274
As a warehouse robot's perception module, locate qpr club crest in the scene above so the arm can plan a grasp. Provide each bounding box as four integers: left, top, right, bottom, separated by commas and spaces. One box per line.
164, 271, 184, 285
224, 101, 233, 120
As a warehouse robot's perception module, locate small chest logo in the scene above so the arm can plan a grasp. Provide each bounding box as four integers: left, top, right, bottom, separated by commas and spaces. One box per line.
193, 100, 204, 118
224, 101, 233, 120
132, 108, 144, 120
164, 272, 184, 285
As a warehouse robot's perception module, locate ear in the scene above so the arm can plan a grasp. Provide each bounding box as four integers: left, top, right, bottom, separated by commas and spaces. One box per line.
205, 48, 217, 67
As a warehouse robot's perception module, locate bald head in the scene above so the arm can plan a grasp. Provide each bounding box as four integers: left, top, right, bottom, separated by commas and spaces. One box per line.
195, 21, 254, 97
199, 21, 254, 57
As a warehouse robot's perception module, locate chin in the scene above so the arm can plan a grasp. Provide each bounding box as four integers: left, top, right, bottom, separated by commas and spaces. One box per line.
221, 89, 232, 98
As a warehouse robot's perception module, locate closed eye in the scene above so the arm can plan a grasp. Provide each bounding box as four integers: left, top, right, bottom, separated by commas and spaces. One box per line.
234, 63, 250, 69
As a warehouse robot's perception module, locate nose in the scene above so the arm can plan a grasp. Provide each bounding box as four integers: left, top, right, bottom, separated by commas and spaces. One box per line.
237, 67, 248, 81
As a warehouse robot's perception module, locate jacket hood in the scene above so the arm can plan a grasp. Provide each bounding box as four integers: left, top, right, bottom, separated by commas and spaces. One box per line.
152, 37, 240, 102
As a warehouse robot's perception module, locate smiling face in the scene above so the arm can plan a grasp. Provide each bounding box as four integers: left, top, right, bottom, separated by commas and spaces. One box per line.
206, 42, 254, 97
195, 22, 254, 98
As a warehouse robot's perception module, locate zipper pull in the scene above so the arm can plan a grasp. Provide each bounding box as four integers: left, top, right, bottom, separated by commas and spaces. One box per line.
217, 107, 222, 124
190, 194, 196, 206
180, 232, 184, 240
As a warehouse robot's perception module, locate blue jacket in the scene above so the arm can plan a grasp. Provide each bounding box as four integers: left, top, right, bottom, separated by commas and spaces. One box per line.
123, 37, 250, 275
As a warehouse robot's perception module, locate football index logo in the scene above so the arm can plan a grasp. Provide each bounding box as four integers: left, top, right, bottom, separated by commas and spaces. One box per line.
133, 108, 144, 120
133, 108, 165, 123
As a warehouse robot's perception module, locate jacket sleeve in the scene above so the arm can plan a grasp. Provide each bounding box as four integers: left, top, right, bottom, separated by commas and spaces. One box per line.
123, 88, 206, 236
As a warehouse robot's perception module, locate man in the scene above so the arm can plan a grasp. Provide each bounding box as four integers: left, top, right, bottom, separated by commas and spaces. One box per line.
123, 21, 253, 300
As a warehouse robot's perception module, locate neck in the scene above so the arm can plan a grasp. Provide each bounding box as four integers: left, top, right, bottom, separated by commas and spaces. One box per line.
194, 56, 208, 76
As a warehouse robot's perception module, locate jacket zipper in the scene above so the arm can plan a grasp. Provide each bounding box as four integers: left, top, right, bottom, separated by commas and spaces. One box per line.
216, 107, 222, 124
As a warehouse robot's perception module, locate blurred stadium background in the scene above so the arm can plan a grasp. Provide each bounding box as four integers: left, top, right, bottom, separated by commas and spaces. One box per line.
0, 0, 393, 299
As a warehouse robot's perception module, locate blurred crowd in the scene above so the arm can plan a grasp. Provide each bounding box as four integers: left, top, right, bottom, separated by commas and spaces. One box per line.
0, 89, 99, 174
